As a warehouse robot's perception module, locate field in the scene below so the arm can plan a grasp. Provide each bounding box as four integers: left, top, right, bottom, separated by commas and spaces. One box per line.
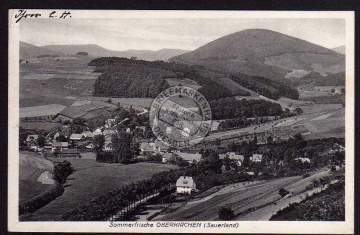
20, 56, 101, 108
20, 104, 66, 118
19, 152, 55, 203
154, 168, 332, 221
88, 97, 153, 110
20, 121, 61, 131
21, 159, 178, 221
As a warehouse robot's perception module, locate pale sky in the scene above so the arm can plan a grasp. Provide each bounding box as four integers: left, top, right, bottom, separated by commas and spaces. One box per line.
20, 18, 345, 51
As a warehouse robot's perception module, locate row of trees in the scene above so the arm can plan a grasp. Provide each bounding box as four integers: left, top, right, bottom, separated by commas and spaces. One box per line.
209, 97, 283, 120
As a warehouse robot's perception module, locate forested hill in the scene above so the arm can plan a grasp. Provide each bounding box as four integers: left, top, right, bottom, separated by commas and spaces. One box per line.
89, 57, 299, 100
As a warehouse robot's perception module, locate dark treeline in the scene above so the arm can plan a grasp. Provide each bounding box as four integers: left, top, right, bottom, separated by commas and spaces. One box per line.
292, 71, 345, 87
210, 97, 283, 120
90, 57, 236, 101
228, 73, 300, 100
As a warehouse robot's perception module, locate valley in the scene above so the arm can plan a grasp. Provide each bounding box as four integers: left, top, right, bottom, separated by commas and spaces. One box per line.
18, 27, 346, 223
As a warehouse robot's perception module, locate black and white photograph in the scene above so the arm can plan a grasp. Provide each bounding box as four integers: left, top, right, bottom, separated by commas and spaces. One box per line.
8, 10, 354, 233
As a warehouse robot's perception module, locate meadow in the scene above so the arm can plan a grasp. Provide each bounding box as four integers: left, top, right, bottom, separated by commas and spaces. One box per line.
21, 159, 178, 221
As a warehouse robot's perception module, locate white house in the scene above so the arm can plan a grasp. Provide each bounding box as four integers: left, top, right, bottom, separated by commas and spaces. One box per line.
176, 176, 196, 194
140, 142, 156, 154
295, 157, 311, 164
162, 152, 174, 163
102, 129, 115, 136
103, 142, 113, 152
70, 133, 85, 141
250, 154, 263, 163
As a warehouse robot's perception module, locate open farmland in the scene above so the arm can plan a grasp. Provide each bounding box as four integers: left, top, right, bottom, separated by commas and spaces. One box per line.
19, 152, 55, 203
21, 160, 178, 221
20, 104, 66, 119
20, 56, 101, 107
87, 97, 153, 110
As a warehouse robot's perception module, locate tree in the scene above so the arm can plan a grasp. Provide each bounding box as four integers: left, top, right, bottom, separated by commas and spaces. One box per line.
93, 135, 105, 154
294, 108, 303, 115
53, 160, 74, 185
267, 136, 273, 145
112, 131, 133, 163
331, 88, 335, 93
37, 134, 45, 147
214, 138, 222, 146
73, 117, 86, 126
278, 188, 290, 198
218, 207, 235, 220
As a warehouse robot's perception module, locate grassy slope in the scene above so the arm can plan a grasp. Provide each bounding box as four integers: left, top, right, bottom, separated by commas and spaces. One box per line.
270, 182, 345, 221
19, 152, 55, 203
21, 160, 178, 221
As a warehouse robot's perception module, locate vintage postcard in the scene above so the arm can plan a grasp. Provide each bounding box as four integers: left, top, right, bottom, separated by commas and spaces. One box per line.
8, 10, 354, 233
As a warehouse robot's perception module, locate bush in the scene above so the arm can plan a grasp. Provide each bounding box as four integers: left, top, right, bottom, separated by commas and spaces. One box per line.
96, 152, 115, 163
278, 188, 290, 198
218, 206, 235, 220
19, 186, 64, 215
53, 160, 74, 185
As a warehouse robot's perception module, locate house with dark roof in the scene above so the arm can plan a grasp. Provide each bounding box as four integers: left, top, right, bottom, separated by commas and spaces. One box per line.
176, 152, 202, 163
176, 176, 196, 194
140, 142, 155, 154
51, 142, 69, 152
25, 135, 38, 144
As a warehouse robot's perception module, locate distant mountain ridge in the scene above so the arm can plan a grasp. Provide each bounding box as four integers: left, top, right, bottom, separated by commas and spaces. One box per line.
20, 41, 64, 60
170, 29, 345, 81
332, 45, 345, 54
20, 42, 190, 61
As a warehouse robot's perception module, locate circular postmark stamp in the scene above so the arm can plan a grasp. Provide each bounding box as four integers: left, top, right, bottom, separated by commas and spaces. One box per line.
149, 85, 212, 149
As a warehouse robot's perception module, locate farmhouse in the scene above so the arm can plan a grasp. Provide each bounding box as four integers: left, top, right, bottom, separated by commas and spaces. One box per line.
250, 154, 263, 163
51, 142, 69, 152
162, 152, 175, 163
176, 152, 202, 163
176, 176, 196, 195
140, 142, 156, 154
102, 129, 115, 136
103, 142, 113, 152
227, 152, 244, 166
57, 148, 80, 158
154, 140, 170, 153
25, 135, 38, 145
